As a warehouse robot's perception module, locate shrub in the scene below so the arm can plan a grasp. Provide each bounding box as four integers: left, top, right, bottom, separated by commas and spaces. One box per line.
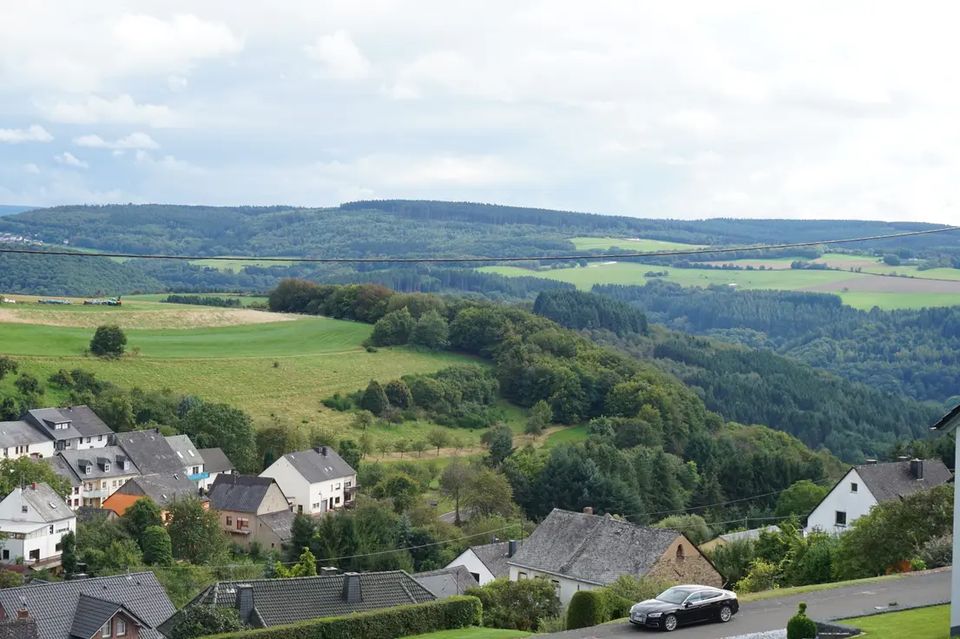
370, 308, 415, 346
736, 559, 779, 593
594, 575, 669, 619
163, 606, 245, 639
466, 578, 560, 631
142, 525, 174, 566
786, 602, 817, 639
918, 534, 952, 569
653, 514, 712, 546
566, 591, 605, 630
90, 325, 127, 357
708, 539, 756, 585
321, 393, 352, 411
359, 381, 389, 416
384, 380, 413, 409
202, 595, 481, 639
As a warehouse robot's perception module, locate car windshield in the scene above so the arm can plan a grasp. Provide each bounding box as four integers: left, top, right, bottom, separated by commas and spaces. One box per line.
657, 587, 696, 605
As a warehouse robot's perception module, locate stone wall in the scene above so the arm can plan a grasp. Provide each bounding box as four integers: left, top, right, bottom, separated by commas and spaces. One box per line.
646, 535, 723, 587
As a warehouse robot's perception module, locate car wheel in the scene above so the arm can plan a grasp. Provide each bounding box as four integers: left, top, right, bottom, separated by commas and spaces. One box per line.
719, 605, 733, 622
662, 614, 678, 632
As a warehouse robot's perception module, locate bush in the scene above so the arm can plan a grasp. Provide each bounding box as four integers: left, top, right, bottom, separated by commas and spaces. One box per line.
202, 596, 481, 639
359, 381, 390, 416
735, 559, 779, 593
566, 591, 605, 630
142, 525, 174, 566
594, 575, 669, 619
90, 325, 127, 357
708, 539, 756, 585
466, 578, 560, 631
786, 602, 817, 639
918, 534, 952, 569
321, 394, 353, 411
165, 606, 244, 639
653, 514, 712, 546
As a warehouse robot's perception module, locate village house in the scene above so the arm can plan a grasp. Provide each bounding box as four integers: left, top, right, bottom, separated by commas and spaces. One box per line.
0, 483, 75, 568
445, 540, 516, 585
507, 508, 722, 605
102, 473, 203, 520
805, 457, 952, 535
45, 446, 140, 509
160, 571, 435, 632
198, 447, 235, 491
206, 474, 296, 551
0, 572, 175, 639
113, 430, 206, 494
413, 565, 479, 598
23, 406, 114, 452
259, 446, 357, 516
0, 419, 54, 461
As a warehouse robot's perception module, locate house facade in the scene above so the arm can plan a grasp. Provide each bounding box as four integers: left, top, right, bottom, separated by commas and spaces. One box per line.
507, 508, 722, 605
23, 406, 114, 452
446, 540, 514, 585
0, 483, 76, 568
46, 446, 141, 509
260, 446, 357, 516
198, 447, 235, 491
805, 458, 952, 535
0, 420, 55, 460
102, 473, 204, 520
207, 474, 295, 550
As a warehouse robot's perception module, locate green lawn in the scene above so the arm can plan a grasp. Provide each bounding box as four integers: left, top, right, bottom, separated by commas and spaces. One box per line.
126, 293, 269, 307
569, 236, 705, 252
403, 628, 530, 639
840, 604, 948, 639
544, 425, 588, 447
187, 257, 298, 272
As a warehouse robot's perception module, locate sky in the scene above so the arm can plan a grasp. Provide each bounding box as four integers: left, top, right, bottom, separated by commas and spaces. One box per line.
1, 1, 959, 223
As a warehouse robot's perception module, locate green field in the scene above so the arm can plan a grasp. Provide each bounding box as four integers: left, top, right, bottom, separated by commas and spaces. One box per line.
480, 261, 960, 310
840, 604, 948, 639
187, 257, 298, 272
544, 425, 588, 447
127, 293, 269, 307
569, 236, 706, 252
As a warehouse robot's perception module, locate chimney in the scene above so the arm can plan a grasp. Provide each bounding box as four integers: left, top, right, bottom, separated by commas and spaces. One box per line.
582, 506, 593, 515
16, 606, 30, 620
864, 458, 878, 465
320, 566, 339, 576
897, 455, 910, 462
508, 539, 518, 558
315, 446, 327, 456
911, 458, 924, 480
235, 584, 254, 622
342, 572, 362, 604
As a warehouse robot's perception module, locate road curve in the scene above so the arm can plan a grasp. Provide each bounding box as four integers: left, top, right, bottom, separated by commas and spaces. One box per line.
542, 569, 951, 639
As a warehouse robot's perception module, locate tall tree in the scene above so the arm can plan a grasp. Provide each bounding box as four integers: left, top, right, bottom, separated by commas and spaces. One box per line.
167, 497, 227, 564
181, 402, 258, 473
359, 380, 389, 416
482, 424, 514, 466
410, 310, 449, 349
141, 525, 174, 566
122, 497, 164, 545
440, 460, 474, 525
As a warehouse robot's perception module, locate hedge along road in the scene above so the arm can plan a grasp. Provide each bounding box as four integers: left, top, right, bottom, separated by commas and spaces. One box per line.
542, 569, 950, 638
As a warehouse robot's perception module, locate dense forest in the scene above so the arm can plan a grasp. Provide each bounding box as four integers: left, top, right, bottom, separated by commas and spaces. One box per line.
596, 281, 960, 405
268, 279, 837, 522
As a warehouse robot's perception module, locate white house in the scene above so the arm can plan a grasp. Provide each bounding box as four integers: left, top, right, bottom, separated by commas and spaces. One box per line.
930, 404, 960, 638
0, 421, 55, 461
260, 446, 356, 516
198, 447, 235, 491
805, 458, 952, 535
0, 483, 76, 568
45, 446, 141, 509
23, 406, 114, 451
446, 540, 515, 585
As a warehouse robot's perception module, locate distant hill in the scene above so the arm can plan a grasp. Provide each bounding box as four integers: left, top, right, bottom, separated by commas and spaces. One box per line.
0, 205, 36, 217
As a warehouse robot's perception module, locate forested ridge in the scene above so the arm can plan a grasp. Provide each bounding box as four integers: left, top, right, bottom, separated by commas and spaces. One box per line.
596, 281, 960, 405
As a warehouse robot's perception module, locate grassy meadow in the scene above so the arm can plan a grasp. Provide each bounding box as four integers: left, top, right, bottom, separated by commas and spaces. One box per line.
569, 236, 706, 252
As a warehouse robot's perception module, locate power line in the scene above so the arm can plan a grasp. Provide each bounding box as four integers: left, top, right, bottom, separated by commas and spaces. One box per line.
1, 225, 958, 264
634, 477, 835, 519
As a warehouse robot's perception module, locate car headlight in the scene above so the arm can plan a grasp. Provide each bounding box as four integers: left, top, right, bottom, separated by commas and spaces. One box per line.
647, 612, 662, 618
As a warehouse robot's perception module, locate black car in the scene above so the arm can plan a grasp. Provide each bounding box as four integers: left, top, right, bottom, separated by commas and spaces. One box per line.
629, 585, 738, 631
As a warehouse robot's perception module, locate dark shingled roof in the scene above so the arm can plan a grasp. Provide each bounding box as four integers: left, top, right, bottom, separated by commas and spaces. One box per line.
22, 409, 83, 443
413, 566, 479, 598
469, 541, 513, 579
160, 571, 435, 631
279, 447, 355, 484
115, 430, 183, 474
69, 594, 151, 639
855, 459, 952, 503
0, 572, 174, 639
0, 421, 48, 450
53, 405, 113, 438
259, 510, 297, 542
208, 475, 280, 513
54, 446, 139, 481
117, 473, 198, 506
508, 508, 681, 585
198, 447, 234, 474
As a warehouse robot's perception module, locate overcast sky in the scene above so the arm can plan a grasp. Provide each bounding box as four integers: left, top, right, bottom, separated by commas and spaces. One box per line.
1, 2, 958, 223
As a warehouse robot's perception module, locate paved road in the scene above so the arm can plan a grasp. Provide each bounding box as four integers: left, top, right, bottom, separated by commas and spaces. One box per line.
544, 569, 951, 639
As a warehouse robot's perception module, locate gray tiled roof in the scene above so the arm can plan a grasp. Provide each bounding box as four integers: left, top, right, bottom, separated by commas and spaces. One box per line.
279, 447, 355, 484
469, 541, 513, 579
259, 510, 296, 542
856, 459, 952, 503
208, 475, 278, 513
70, 594, 150, 639
115, 430, 183, 474
23, 409, 83, 443
161, 571, 435, 630
165, 435, 202, 468
508, 508, 680, 585
118, 473, 198, 506
0, 484, 72, 524
0, 421, 48, 450
198, 448, 234, 474
54, 446, 139, 481
413, 566, 479, 598
0, 572, 174, 639
54, 406, 113, 438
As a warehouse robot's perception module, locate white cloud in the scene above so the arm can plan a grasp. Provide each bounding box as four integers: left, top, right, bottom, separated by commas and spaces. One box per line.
0, 124, 53, 143
75, 132, 159, 150
304, 30, 371, 80
111, 14, 243, 72
23, 163, 40, 174
54, 152, 89, 169
42, 95, 178, 127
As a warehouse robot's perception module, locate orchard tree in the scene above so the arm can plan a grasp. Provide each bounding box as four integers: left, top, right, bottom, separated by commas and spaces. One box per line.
525, 400, 552, 436
337, 439, 362, 470
427, 428, 450, 456
359, 381, 389, 416
90, 325, 127, 357
440, 460, 474, 524
0, 356, 17, 381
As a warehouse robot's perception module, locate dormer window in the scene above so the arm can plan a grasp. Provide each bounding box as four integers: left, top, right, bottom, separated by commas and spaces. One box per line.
103, 463, 111, 472
83, 465, 91, 475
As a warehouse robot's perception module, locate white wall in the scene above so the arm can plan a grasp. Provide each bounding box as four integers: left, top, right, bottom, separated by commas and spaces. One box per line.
508, 565, 592, 606
446, 548, 496, 585
805, 469, 878, 534
260, 457, 356, 516
74, 435, 110, 450
1, 440, 55, 461
0, 520, 76, 565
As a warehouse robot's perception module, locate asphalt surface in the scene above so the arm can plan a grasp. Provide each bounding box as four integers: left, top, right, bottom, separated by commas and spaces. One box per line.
543, 569, 951, 639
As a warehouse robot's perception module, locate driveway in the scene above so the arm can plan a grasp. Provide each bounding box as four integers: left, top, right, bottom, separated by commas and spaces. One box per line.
542, 569, 951, 639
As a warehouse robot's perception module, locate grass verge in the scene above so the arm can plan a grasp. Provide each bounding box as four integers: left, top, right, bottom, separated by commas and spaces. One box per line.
839, 604, 948, 639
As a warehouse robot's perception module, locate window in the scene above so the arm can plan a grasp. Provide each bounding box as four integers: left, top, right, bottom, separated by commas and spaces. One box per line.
73, 487, 79, 495
312, 502, 320, 509
101, 622, 111, 637
56, 542, 63, 552
518, 572, 527, 579
116, 619, 126, 635
835, 511, 847, 526
85, 437, 91, 443
850, 482, 858, 493
2, 448, 6, 457
676, 545, 685, 561
101, 481, 108, 489
335, 483, 341, 490
98, 435, 103, 441
2, 550, 8, 560
551, 579, 561, 596
49, 525, 54, 534
335, 496, 340, 505
192, 466, 200, 475
237, 518, 249, 530
103, 463, 110, 472
297, 505, 303, 514
226, 516, 233, 526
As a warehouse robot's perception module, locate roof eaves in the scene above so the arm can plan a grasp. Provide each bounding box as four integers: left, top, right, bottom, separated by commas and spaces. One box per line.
932, 403, 960, 432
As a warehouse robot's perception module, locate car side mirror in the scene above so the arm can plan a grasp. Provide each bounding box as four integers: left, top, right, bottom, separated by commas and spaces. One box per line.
683, 602, 692, 608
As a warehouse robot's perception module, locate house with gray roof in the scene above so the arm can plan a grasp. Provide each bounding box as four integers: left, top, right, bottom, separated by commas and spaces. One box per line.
0, 483, 75, 568
805, 457, 952, 535
0, 420, 54, 461
507, 508, 722, 605
45, 446, 140, 510
207, 474, 295, 551
102, 473, 201, 520
445, 540, 516, 585
0, 571, 175, 639
260, 446, 357, 516
23, 406, 112, 452
115, 430, 208, 491
159, 571, 435, 632
198, 447, 235, 490
413, 565, 479, 598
